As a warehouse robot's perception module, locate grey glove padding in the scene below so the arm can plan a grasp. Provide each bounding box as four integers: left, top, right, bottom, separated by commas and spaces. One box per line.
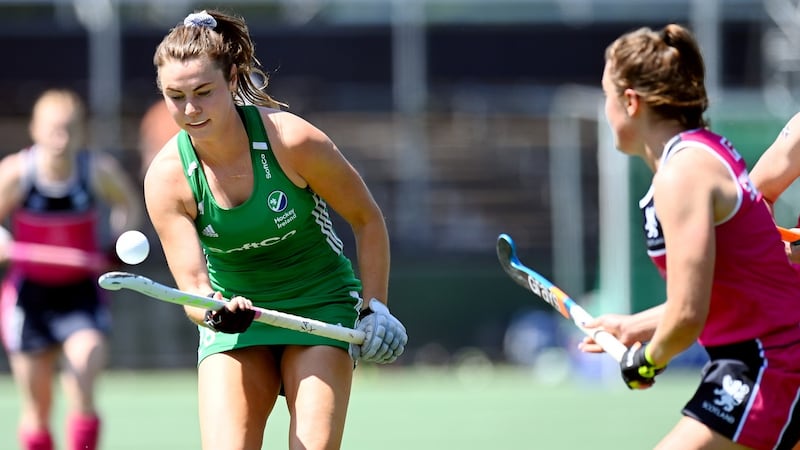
349, 298, 408, 364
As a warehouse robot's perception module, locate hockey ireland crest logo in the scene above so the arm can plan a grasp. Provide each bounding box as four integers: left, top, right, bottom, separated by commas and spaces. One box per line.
268, 190, 288, 212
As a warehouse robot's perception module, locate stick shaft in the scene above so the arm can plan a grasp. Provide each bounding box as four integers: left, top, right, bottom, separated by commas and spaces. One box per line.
9, 242, 107, 271
778, 226, 800, 242
496, 233, 628, 362
564, 302, 628, 363
98, 271, 365, 344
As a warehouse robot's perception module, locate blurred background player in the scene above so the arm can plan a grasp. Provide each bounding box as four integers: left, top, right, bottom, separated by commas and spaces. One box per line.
0, 88, 142, 450
137, 99, 180, 181
144, 9, 406, 450
581, 24, 800, 449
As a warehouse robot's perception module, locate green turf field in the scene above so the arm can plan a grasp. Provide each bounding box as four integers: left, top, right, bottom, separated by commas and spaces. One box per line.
0, 364, 697, 449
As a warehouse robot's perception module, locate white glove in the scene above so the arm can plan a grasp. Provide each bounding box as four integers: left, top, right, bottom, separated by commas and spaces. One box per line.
349, 298, 407, 364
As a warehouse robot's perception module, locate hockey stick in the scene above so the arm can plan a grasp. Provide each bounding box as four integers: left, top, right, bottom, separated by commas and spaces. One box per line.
496, 233, 628, 362
97, 271, 365, 345
778, 226, 800, 243
9, 241, 108, 271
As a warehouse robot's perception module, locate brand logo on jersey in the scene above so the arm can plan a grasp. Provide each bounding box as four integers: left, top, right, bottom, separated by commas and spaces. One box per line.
205, 229, 297, 253
644, 206, 659, 239
268, 191, 288, 212
187, 161, 198, 177
719, 137, 742, 162
642, 202, 665, 253
201, 224, 219, 238
275, 209, 297, 229
259, 152, 272, 180
738, 172, 759, 203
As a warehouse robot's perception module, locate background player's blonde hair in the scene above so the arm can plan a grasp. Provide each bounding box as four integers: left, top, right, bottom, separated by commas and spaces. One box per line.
29, 88, 87, 148
32, 89, 86, 123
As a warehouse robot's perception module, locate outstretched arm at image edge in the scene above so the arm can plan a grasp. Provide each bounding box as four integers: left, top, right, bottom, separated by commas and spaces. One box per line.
750, 112, 800, 207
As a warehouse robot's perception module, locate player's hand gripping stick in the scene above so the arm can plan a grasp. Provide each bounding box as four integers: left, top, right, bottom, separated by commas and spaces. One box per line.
619, 342, 666, 390
349, 298, 408, 364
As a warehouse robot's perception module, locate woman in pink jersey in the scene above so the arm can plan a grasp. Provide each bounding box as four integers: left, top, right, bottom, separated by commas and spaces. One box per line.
580, 24, 800, 449
0, 89, 142, 450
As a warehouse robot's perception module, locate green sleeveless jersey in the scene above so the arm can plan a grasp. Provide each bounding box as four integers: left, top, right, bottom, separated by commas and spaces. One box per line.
177, 105, 362, 360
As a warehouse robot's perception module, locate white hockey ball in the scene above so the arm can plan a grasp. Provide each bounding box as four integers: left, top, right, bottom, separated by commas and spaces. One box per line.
115, 230, 150, 265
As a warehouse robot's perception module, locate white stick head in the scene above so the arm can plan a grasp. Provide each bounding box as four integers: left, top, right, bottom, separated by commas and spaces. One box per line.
97, 271, 131, 290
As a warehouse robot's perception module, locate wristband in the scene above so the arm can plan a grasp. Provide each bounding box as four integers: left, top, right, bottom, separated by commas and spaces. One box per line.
358, 307, 371, 320
636, 344, 662, 379
358, 297, 385, 320
644, 344, 657, 366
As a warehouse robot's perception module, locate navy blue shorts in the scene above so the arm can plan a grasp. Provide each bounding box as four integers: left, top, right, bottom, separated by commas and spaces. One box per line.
683, 336, 800, 449
0, 274, 111, 353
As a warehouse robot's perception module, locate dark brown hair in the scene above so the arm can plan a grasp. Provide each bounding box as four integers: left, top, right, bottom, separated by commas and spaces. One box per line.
153, 9, 286, 109
605, 24, 708, 129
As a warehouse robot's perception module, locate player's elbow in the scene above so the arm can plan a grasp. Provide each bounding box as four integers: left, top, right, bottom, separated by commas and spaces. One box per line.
675, 312, 706, 343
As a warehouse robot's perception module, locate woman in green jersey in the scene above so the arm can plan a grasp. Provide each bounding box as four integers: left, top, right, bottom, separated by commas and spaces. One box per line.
144, 9, 407, 450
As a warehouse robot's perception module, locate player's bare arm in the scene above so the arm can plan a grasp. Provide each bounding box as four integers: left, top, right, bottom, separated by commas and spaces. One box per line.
91, 152, 143, 234
0, 152, 24, 220
0, 153, 25, 261
265, 110, 390, 305
649, 147, 729, 367
144, 143, 213, 325
750, 112, 800, 206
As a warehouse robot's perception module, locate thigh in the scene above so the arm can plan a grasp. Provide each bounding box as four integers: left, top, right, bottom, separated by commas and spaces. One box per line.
281, 345, 354, 450
684, 340, 800, 450
198, 346, 282, 450
9, 348, 60, 425
61, 328, 108, 374
656, 416, 751, 450
60, 329, 108, 411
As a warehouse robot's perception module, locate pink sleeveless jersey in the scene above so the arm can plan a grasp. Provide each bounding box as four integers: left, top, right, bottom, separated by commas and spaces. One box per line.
639, 129, 800, 347
9, 147, 100, 285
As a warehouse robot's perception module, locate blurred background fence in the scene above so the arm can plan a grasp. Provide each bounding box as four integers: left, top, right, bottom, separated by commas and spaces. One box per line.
0, 0, 797, 370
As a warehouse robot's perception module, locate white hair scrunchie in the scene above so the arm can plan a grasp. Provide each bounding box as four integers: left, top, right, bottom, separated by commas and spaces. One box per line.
183, 11, 217, 29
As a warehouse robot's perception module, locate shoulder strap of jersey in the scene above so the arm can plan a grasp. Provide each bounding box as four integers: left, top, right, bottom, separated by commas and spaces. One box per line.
176, 130, 204, 202
238, 105, 272, 151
